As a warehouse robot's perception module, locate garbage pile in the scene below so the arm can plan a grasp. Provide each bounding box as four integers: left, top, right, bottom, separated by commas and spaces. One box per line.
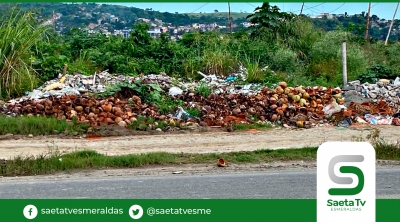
2, 94, 189, 128
15, 71, 174, 101
177, 82, 346, 128
2, 69, 400, 129
172, 71, 262, 96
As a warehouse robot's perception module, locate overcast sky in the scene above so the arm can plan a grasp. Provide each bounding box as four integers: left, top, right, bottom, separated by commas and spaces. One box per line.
105, 3, 398, 20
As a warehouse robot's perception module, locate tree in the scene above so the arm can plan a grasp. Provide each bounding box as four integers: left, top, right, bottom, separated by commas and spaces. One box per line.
129, 22, 152, 46
246, 2, 296, 38
214, 10, 218, 13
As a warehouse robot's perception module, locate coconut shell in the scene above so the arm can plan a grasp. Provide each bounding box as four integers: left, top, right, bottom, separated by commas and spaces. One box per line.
279, 82, 288, 89
217, 158, 227, 167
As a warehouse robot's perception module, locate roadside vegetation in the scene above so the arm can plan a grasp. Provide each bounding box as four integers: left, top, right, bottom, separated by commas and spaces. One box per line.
0, 113, 271, 136
0, 115, 89, 136
0, 147, 318, 176
0, 128, 399, 177
1, 3, 400, 102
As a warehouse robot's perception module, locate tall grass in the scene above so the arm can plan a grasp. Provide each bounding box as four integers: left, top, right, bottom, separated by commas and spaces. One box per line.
0, 115, 89, 135
0, 9, 49, 99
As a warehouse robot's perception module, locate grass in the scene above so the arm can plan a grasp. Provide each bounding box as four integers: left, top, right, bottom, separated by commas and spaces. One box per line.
0, 147, 318, 177
232, 122, 273, 130
0, 115, 89, 136
0, 9, 48, 100
245, 59, 264, 83
195, 82, 212, 98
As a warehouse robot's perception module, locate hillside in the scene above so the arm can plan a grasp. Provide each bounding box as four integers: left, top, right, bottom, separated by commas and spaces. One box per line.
187, 12, 252, 20
0, 2, 399, 40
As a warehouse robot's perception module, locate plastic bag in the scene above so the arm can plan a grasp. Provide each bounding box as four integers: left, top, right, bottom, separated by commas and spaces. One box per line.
337, 117, 352, 127
173, 107, 193, 121
323, 101, 341, 117
169, 86, 183, 96
225, 76, 237, 82
364, 114, 392, 125
394, 77, 400, 86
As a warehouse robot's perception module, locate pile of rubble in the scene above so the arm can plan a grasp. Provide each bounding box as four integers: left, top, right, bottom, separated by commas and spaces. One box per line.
344, 79, 400, 112
342, 79, 400, 126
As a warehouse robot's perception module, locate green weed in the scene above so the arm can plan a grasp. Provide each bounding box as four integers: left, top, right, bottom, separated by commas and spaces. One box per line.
0, 115, 89, 135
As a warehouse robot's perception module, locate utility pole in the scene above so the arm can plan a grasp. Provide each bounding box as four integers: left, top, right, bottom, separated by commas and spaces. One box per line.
52, 11, 56, 33
365, 2, 371, 42
342, 42, 347, 88
385, 2, 399, 45
299, 2, 305, 16
228, 2, 232, 33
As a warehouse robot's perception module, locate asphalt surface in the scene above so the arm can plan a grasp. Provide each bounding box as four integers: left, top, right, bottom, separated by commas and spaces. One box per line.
0, 167, 399, 199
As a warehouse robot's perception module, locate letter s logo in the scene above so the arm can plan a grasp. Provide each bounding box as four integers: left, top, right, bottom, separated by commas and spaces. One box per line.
328, 155, 364, 196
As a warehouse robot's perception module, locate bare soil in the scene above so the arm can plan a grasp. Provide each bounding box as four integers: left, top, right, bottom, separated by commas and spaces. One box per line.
0, 125, 399, 160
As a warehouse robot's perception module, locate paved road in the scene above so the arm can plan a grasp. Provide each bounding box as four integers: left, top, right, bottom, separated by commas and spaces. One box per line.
1, 167, 399, 199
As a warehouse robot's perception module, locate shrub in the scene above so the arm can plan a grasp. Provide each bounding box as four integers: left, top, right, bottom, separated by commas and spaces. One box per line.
309, 30, 367, 82
269, 47, 299, 73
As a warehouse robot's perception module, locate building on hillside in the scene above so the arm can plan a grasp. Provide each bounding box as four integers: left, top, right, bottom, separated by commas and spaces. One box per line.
114, 30, 123, 36
122, 29, 132, 38
310, 13, 333, 19
137, 18, 151, 23
88, 23, 97, 30
109, 15, 119, 23
161, 27, 169, 33
241, 22, 253, 28
154, 19, 163, 25
333, 14, 345, 18
148, 29, 162, 38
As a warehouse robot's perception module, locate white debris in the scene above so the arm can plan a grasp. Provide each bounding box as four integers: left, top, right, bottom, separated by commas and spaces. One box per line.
169, 86, 183, 96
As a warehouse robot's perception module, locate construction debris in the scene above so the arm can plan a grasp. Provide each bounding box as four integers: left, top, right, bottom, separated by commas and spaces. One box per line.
344, 79, 400, 113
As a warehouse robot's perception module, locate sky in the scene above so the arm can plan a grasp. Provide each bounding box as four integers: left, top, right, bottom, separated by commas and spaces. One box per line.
104, 2, 399, 20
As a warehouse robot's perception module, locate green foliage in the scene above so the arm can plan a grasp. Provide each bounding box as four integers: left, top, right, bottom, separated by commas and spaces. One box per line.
233, 122, 273, 131
98, 80, 183, 115
186, 107, 201, 118
245, 60, 264, 83
0, 115, 89, 135
31, 54, 69, 82
0, 9, 48, 99
195, 82, 212, 98
269, 47, 299, 73
309, 31, 367, 82
358, 65, 393, 83
128, 116, 169, 131
3, 5, 400, 99
157, 97, 184, 115
246, 2, 296, 40
98, 80, 163, 102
